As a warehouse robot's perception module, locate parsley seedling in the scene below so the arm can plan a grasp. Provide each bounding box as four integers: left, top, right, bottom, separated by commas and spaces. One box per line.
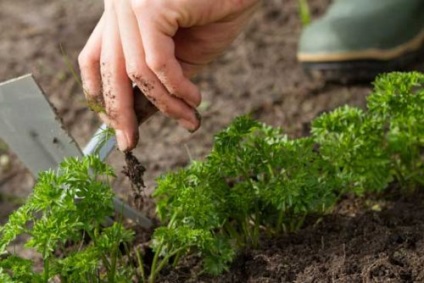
0, 155, 135, 282
1, 72, 424, 282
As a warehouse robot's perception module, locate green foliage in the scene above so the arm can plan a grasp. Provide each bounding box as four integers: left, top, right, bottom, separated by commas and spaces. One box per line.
153, 72, 424, 278
0, 155, 135, 282
1, 72, 424, 282
298, 0, 311, 27
368, 72, 424, 189
0, 256, 40, 282
154, 116, 339, 276
312, 106, 392, 194
0, 268, 15, 283
94, 126, 115, 155
312, 72, 424, 193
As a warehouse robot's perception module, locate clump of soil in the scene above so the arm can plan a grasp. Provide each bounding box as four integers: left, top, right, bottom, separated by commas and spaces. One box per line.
122, 151, 146, 200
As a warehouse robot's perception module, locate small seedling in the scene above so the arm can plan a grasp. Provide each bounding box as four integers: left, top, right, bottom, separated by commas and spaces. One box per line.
0, 155, 135, 282
298, 0, 311, 27
1, 72, 423, 282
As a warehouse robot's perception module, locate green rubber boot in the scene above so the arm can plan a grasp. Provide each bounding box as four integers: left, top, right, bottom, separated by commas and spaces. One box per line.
298, 0, 424, 82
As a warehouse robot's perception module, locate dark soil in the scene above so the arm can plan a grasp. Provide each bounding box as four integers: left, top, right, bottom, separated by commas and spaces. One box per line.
122, 151, 146, 209
158, 192, 424, 283
1, 0, 424, 282
122, 151, 146, 190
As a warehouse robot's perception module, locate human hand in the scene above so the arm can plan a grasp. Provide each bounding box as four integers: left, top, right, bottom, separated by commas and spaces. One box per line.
78, 0, 261, 151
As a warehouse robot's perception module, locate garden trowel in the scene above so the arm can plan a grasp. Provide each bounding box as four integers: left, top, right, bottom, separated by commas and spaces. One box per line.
0, 74, 157, 228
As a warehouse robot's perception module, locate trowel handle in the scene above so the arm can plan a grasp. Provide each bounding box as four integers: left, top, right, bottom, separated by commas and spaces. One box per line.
133, 86, 158, 125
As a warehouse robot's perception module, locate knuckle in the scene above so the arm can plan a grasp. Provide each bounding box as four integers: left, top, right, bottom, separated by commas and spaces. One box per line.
167, 78, 182, 94
78, 50, 96, 71
169, 79, 202, 107
130, 0, 148, 12
126, 64, 143, 82
77, 50, 87, 66
146, 55, 167, 74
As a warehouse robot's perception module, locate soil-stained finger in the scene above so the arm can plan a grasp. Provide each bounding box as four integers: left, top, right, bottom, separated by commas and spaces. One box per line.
78, 15, 106, 112
131, 5, 202, 108
101, 0, 138, 151
116, 0, 200, 131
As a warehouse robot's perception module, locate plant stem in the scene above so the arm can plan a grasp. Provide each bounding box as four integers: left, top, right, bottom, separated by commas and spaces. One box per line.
277, 208, 285, 233
149, 247, 185, 283
134, 248, 146, 282
87, 229, 112, 271
108, 245, 118, 283
149, 242, 164, 283
224, 222, 244, 247
253, 215, 260, 247
43, 257, 49, 283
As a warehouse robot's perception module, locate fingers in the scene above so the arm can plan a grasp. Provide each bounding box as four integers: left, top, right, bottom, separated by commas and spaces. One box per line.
116, 0, 200, 131
79, 9, 137, 151
135, 14, 202, 109
78, 15, 105, 112
80, 0, 208, 152
101, 0, 138, 151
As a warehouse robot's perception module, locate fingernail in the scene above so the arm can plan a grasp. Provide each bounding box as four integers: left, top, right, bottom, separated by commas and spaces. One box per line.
177, 110, 202, 133
194, 109, 202, 124
116, 130, 129, 152
188, 109, 202, 133
178, 119, 196, 131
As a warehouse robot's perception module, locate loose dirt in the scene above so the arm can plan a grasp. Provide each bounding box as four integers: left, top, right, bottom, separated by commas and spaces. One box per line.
122, 151, 146, 209
158, 192, 424, 282
123, 152, 146, 190
1, 0, 424, 282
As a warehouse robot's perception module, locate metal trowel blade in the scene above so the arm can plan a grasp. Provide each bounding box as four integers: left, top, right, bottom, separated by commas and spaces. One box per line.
0, 74, 81, 175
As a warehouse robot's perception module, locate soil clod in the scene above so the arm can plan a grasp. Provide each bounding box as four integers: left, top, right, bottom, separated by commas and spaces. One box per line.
122, 151, 146, 199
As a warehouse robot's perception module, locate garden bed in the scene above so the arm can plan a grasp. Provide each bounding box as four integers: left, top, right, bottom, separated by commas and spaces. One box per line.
159, 191, 424, 282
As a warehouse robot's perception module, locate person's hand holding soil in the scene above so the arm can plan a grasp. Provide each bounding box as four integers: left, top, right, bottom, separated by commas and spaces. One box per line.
79, 0, 261, 151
